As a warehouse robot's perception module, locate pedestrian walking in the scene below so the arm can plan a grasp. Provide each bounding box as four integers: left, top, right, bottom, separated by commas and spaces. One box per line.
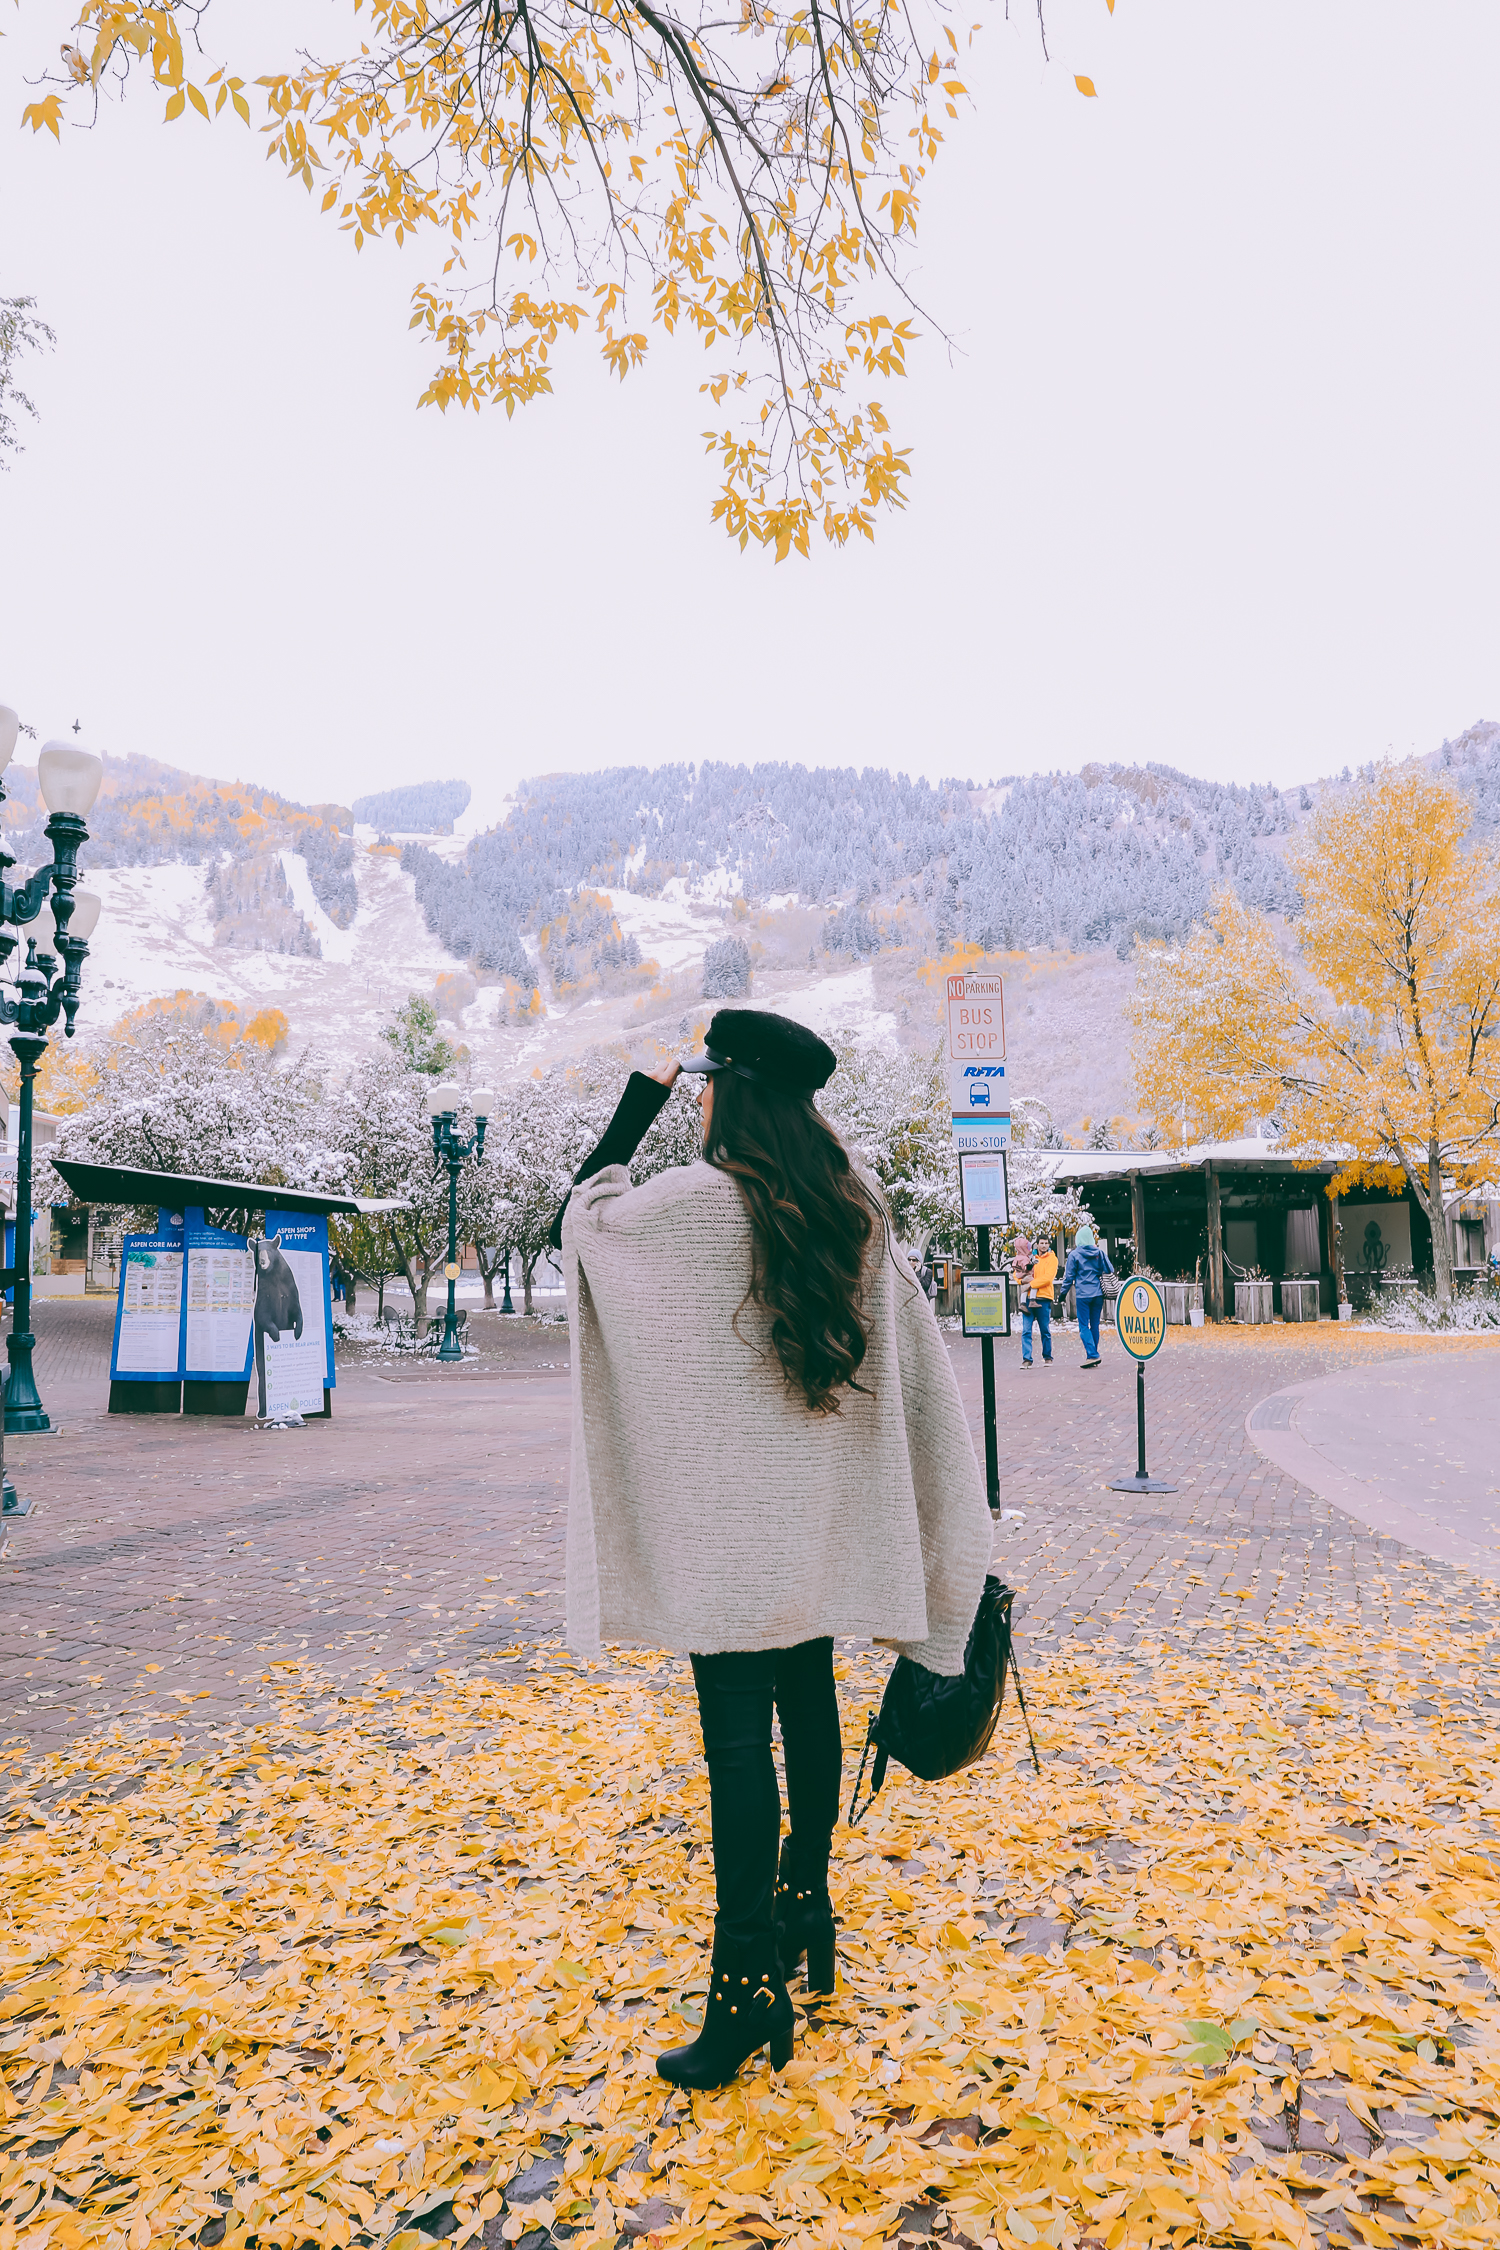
1016, 1232, 1058, 1367
1061, 1223, 1115, 1368
550, 1010, 992, 2089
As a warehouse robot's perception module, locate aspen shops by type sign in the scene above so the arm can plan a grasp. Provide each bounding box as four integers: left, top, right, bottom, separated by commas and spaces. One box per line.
947, 970, 1010, 1151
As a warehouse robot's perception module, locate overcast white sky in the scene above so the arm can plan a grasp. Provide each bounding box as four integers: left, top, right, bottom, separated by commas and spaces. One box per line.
2, 1, 1496, 813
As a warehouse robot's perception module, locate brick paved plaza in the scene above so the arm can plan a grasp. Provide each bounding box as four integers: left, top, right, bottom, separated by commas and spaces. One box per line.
6, 1299, 1499, 1755
6, 1298, 1500, 2250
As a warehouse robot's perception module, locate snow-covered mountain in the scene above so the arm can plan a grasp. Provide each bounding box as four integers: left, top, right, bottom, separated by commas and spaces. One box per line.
15, 729, 1498, 1140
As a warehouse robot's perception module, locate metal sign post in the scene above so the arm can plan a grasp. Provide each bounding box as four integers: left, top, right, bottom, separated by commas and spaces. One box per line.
959, 1148, 1009, 1513
1109, 1277, 1176, 1494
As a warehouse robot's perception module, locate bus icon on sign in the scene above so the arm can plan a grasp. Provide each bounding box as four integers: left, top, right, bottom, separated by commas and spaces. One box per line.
970, 1082, 991, 1108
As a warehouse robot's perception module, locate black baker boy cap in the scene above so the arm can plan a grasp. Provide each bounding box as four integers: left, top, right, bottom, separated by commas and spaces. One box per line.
679, 1008, 838, 1096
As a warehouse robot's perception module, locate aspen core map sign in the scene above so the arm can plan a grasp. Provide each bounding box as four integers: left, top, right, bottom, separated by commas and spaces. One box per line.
947, 969, 1010, 1150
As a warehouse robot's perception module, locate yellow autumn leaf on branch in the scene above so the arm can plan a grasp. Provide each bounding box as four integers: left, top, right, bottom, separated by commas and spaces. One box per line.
21, 93, 63, 137
16, 0, 1059, 556
1075, 73, 1098, 97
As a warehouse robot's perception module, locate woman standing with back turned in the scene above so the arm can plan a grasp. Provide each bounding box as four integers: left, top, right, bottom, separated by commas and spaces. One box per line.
552, 1010, 993, 2090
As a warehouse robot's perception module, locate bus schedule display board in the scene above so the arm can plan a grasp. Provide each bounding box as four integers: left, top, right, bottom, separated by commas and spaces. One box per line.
958, 1150, 1009, 1230
961, 1272, 1012, 1339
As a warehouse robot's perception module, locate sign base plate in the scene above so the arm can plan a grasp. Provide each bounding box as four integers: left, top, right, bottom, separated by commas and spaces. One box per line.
1108, 1474, 1179, 1493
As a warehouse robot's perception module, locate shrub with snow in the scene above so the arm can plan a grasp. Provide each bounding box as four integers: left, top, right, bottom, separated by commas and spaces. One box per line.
702, 935, 751, 998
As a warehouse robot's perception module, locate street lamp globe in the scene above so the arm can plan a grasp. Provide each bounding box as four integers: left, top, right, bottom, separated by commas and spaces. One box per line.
471, 1085, 495, 1119
29, 898, 57, 957
426, 1079, 461, 1118
0, 707, 18, 773
38, 741, 104, 818
66, 889, 102, 942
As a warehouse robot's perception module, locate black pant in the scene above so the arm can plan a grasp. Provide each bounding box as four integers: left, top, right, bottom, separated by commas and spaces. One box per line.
690, 1637, 842, 1944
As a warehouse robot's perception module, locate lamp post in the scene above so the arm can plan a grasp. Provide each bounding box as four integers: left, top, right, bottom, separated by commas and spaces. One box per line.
500, 1247, 515, 1315
426, 1080, 493, 1362
0, 712, 104, 1456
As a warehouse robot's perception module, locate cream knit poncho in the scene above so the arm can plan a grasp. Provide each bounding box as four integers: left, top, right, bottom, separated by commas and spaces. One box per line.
561, 1158, 993, 1674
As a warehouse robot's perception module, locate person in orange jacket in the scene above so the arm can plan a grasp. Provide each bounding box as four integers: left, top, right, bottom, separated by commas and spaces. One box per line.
1019, 1235, 1059, 1366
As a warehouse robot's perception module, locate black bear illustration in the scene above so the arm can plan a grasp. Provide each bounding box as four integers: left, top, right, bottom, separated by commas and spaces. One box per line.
253, 1232, 304, 1417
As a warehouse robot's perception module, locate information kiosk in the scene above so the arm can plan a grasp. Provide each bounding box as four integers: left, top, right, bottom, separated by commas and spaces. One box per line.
51, 1161, 402, 1418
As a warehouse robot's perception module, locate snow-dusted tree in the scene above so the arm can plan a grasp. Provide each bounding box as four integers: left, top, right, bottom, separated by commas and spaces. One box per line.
1007, 1098, 1088, 1249
818, 1047, 1088, 1261
702, 936, 751, 999
48, 1015, 344, 1218
331, 1046, 451, 1322
382, 993, 460, 1077
818, 1041, 961, 1253
632, 1078, 706, 1181
463, 1156, 518, 1310
489, 1072, 615, 1313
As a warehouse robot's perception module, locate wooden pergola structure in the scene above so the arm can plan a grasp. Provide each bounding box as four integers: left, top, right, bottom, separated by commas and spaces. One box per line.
1043, 1140, 1437, 1320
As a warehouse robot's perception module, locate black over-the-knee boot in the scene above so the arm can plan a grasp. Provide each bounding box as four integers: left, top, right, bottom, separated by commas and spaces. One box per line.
773, 1637, 841, 1992
660, 1651, 796, 2088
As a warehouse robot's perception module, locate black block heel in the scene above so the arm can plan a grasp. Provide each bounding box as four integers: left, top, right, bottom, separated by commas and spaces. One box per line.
804, 1927, 836, 1994
656, 1936, 796, 2090
774, 1837, 837, 1995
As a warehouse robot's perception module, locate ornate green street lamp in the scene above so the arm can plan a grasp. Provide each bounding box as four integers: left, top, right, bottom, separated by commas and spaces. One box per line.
0, 710, 104, 1463
425, 1080, 493, 1362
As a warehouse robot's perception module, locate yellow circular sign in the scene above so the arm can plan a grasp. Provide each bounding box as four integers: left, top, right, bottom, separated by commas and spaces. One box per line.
1117, 1276, 1166, 1361
444, 1262, 461, 1281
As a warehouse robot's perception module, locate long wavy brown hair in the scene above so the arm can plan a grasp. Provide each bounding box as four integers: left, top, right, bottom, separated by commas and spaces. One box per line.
705, 1070, 887, 1414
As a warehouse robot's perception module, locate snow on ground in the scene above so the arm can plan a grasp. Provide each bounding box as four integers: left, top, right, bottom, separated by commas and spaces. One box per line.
762, 964, 901, 1054
600, 885, 731, 975
279, 852, 363, 964
453, 787, 513, 841
82, 865, 223, 1018
75, 849, 459, 1062
662, 868, 743, 904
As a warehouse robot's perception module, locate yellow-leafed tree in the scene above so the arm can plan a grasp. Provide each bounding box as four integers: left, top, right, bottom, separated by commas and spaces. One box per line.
1131, 763, 1500, 1301
17, 0, 1069, 557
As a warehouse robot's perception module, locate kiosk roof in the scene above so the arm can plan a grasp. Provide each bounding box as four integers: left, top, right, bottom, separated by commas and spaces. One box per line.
51, 1159, 404, 1218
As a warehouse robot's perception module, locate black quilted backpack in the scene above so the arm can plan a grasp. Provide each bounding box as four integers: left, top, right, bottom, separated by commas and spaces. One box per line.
847, 1576, 1039, 1824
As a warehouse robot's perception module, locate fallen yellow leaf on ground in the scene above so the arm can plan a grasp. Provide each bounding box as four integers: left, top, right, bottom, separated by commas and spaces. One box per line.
3, 1590, 1499, 2249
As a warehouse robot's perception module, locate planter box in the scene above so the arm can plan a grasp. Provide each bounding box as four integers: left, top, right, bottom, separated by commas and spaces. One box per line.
1376, 1277, 1420, 1302
1280, 1278, 1320, 1323
1161, 1281, 1205, 1325
1233, 1278, 1276, 1325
